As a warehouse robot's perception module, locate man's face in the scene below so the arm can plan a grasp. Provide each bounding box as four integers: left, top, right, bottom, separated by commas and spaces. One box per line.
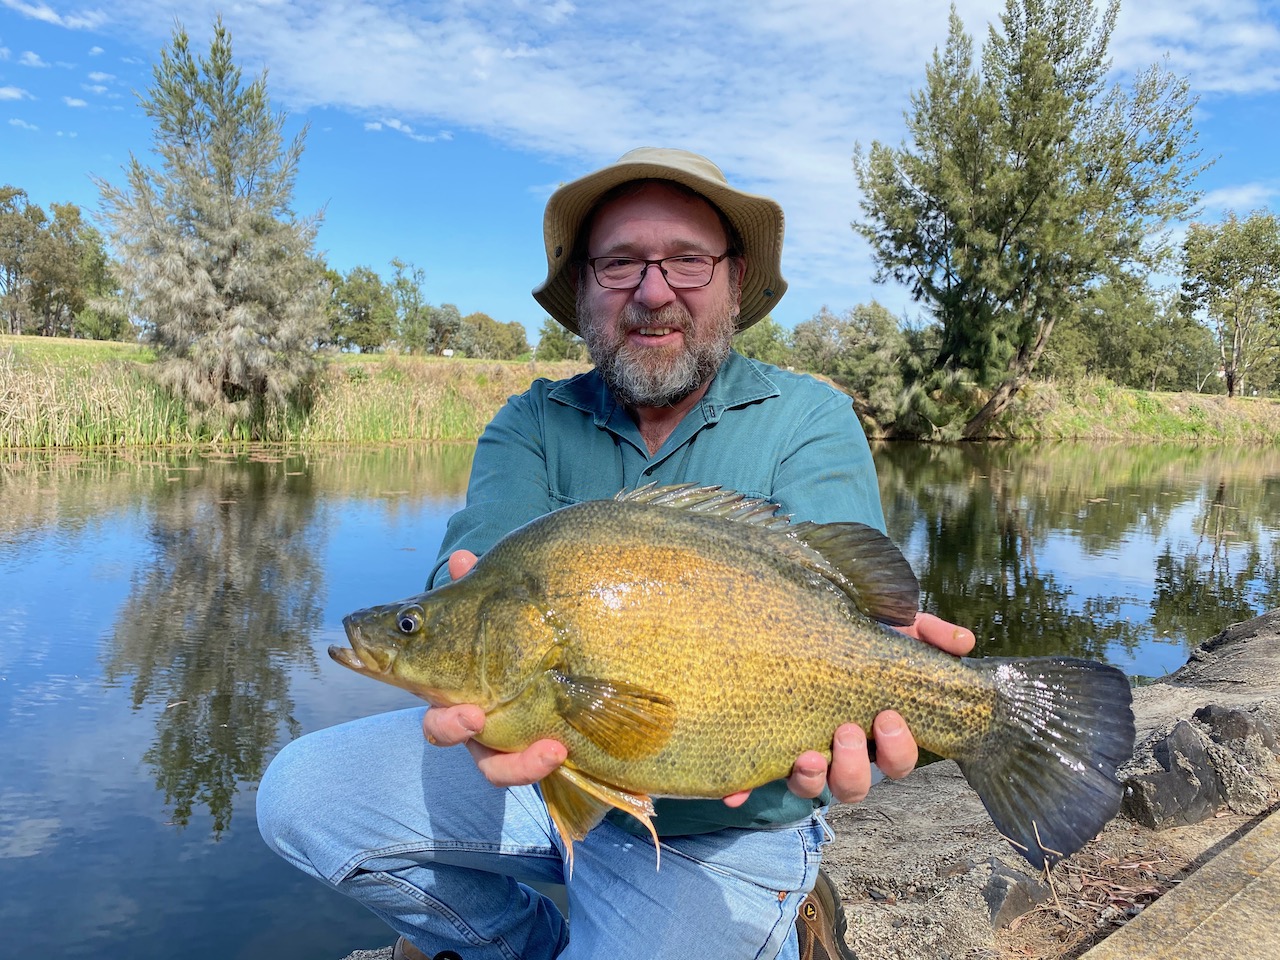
575, 182, 742, 409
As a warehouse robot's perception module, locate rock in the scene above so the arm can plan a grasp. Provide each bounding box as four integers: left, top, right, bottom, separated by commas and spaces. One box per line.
1192, 704, 1277, 750
981, 858, 1050, 928
1122, 720, 1224, 829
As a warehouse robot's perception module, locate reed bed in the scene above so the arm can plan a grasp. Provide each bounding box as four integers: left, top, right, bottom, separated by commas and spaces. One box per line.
0, 347, 197, 447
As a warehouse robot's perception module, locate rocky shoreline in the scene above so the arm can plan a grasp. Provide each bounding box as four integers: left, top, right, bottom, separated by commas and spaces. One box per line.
339, 610, 1280, 960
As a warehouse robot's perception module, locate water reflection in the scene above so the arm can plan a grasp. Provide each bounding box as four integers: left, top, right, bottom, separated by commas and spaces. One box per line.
876, 441, 1280, 675
103, 452, 323, 835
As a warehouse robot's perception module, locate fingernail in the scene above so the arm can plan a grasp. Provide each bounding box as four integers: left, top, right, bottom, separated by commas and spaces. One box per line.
879, 715, 904, 736
835, 727, 864, 750
460, 717, 480, 735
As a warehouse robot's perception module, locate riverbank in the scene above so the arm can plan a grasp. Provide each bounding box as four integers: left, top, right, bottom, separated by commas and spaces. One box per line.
4, 334, 1280, 446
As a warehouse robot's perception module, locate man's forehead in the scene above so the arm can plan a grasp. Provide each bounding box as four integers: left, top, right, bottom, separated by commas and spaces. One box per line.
586, 181, 728, 248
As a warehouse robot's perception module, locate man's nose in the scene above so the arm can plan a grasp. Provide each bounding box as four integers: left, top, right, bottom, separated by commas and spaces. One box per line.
632, 262, 678, 309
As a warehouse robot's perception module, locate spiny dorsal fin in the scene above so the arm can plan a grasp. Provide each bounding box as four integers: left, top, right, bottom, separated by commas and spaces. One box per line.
615, 484, 919, 626
615, 483, 793, 530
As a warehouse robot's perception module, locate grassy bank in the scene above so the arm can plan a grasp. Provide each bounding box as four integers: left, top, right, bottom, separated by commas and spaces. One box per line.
0, 334, 589, 447
3, 333, 1278, 447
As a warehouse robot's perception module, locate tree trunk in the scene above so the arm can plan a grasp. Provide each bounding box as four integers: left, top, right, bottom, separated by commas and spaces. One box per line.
961, 311, 1056, 438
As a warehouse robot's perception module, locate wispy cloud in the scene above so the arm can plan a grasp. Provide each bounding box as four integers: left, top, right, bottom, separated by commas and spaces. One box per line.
1201, 182, 1278, 214
87, 70, 114, 82
0, 85, 33, 100
9, 117, 38, 130
0, 0, 109, 30
18, 50, 49, 67
89, 45, 103, 55
364, 117, 451, 143
63, 95, 87, 107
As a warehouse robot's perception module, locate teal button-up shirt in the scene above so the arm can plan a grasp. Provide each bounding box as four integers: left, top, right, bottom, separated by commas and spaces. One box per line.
430, 350, 887, 836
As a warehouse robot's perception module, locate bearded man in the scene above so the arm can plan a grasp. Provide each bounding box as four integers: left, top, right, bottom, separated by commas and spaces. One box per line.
258, 148, 974, 960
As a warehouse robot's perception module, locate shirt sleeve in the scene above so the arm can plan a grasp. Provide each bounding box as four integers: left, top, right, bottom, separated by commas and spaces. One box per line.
427, 388, 555, 587
769, 384, 886, 532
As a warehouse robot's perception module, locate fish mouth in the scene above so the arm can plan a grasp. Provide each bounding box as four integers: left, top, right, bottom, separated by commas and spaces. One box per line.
330, 616, 397, 676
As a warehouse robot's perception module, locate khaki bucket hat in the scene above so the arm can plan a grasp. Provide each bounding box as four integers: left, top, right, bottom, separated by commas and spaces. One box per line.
532, 147, 787, 335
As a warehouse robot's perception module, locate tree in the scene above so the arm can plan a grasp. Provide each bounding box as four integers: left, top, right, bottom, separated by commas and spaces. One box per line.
733, 315, 792, 367
1181, 211, 1280, 397
333, 265, 395, 352
390, 258, 432, 353
95, 18, 326, 433
534, 317, 585, 361
854, 0, 1207, 436
0, 186, 42, 334
461, 311, 529, 359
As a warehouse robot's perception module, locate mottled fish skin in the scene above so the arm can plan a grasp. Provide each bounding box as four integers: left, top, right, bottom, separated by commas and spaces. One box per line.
336, 485, 1135, 871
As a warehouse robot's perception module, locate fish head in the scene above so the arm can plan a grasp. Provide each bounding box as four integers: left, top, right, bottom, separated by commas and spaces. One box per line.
332, 588, 485, 706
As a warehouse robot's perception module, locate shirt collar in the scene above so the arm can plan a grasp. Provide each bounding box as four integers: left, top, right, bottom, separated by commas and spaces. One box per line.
548, 350, 780, 427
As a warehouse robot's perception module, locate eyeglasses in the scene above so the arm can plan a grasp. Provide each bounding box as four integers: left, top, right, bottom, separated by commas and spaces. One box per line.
585, 252, 732, 290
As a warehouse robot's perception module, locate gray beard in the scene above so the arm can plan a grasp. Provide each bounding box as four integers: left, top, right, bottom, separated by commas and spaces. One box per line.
577, 296, 736, 409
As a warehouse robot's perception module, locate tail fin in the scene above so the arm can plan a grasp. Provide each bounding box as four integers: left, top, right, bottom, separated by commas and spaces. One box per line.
957, 657, 1135, 870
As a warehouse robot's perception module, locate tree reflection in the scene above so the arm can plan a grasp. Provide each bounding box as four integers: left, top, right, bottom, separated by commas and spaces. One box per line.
876, 441, 1280, 668
104, 451, 324, 836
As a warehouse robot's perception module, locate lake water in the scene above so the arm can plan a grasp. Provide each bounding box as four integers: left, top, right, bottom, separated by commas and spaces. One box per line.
1, 440, 1278, 959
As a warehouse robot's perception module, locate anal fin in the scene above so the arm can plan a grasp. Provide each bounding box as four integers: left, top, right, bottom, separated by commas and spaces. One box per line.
541, 763, 659, 875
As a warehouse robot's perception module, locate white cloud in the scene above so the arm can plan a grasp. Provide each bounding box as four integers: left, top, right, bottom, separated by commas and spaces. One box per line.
18, 50, 49, 67
63, 96, 87, 107
83, 83, 107, 94
0, 85, 33, 100
9, 117, 38, 129
365, 116, 448, 143
55, 129, 77, 137
1201, 183, 1278, 215
0, 0, 109, 30
89, 45, 104, 55
87, 70, 114, 82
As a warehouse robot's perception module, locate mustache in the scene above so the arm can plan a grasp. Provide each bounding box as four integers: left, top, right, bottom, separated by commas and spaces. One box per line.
619, 303, 692, 334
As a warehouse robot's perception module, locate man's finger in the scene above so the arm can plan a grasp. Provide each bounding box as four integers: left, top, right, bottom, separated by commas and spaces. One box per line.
422, 704, 484, 747
871, 710, 917, 780
471, 738, 567, 788
827, 723, 873, 803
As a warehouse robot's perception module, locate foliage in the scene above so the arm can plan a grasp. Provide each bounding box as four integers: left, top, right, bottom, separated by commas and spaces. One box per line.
1181, 210, 1280, 397
332, 264, 395, 352
1043, 277, 1220, 391
460, 311, 530, 360
853, 0, 1207, 436
0, 187, 122, 338
390, 258, 432, 352
534, 317, 586, 361
95, 18, 327, 438
733, 315, 792, 367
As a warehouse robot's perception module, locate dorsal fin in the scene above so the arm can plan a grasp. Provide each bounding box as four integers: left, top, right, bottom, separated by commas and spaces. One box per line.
615, 484, 920, 626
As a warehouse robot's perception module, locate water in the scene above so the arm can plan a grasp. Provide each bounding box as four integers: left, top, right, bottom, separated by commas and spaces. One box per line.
1, 440, 1278, 959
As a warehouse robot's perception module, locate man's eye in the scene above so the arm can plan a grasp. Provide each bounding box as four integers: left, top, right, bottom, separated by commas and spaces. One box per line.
671, 256, 711, 266
602, 258, 639, 269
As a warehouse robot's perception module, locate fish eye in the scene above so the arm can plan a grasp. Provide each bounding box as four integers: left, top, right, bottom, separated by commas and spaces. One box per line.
395, 605, 424, 635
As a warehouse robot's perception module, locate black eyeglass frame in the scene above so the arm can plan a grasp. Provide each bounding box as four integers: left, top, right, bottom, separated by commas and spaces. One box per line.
584, 252, 734, 290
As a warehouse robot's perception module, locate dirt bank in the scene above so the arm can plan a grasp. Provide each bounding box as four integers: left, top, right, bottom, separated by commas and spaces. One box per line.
822, 609, 1280, 960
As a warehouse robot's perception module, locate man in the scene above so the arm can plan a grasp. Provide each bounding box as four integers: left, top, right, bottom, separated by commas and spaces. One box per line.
258, 148, 974, 960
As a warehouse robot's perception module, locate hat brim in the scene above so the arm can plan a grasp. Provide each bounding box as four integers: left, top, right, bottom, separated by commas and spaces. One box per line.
531, 149, 787, 335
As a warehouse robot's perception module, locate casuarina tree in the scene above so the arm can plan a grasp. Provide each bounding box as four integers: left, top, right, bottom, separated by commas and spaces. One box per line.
854, 0, 1208, 437
96, 18, 326, 435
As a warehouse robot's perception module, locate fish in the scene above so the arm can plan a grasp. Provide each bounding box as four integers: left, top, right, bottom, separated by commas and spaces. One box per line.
332, 483, 1135, 872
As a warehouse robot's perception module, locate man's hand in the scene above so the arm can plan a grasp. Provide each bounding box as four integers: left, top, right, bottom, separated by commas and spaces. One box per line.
423, 549, 568, 788
724, 612, 976, 807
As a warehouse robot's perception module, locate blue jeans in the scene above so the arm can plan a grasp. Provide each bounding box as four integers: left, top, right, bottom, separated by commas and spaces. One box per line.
257, 708, 831, 960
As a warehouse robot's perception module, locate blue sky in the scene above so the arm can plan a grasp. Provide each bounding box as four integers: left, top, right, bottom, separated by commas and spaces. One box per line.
2, 0, 1279, 339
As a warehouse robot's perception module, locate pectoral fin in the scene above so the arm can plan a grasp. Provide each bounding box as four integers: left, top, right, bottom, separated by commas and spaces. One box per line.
541, 763, 659, 875
551, 673, 676, 760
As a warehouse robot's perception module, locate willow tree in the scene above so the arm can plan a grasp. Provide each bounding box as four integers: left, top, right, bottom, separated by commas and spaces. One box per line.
854, 0, 1207, 437
96, 18, 326, 434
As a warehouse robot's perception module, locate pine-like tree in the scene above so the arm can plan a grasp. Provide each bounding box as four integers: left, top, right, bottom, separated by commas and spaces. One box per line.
854, 0, 1208, 436
96, 18, 326, 434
